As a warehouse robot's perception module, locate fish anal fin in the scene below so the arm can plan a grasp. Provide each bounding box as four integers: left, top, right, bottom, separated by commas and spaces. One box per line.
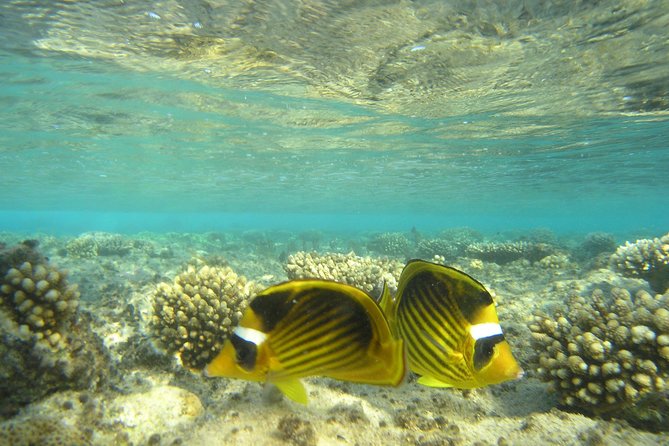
273, 379, 308, 405
417, 375, 454, 388
266, 354, 308, 404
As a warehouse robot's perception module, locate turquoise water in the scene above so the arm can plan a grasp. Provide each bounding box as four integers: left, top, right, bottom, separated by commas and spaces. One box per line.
1, 1, 668, 236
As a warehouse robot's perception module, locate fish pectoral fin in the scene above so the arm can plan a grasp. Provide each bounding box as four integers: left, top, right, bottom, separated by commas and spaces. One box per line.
273, 379, 308, 405
417, 375, 454, 388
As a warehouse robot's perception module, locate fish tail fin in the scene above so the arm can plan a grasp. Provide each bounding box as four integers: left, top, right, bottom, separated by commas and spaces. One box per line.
373, 335, 408, 387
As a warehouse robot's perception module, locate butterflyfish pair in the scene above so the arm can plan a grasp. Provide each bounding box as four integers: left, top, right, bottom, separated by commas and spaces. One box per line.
204, 279, 406, 404
380, 259, 523, 389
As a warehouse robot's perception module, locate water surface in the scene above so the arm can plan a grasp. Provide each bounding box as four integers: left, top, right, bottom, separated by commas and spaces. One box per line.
0, 0, 667, 235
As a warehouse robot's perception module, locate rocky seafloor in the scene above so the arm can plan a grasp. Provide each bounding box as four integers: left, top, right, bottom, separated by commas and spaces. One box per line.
0, 228, 668, 446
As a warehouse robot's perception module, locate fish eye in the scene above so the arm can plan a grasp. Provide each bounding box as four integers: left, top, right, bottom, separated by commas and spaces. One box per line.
230, 333, 257, 371
473, 334, 504, 371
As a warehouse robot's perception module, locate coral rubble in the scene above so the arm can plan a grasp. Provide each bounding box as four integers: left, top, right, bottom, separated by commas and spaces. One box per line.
0, 415, 90, 446
530, 287, 669, 430
284, 251, 404, 295
150, 265, 259, 370
611, 232, 669, 293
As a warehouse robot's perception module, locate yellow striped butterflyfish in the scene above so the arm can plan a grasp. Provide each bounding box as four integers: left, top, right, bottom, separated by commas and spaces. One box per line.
205, 279, 406, 404
380, 259, 523, 389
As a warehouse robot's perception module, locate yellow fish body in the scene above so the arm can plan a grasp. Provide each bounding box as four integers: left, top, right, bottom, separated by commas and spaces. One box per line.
205, 279, 406, 404
380, 259, 523, 389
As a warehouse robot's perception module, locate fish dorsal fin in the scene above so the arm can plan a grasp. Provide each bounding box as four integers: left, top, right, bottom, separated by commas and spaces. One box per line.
417, 375, 454, 388
378, 281, 393, 316
273, 379, 308, 405
378, 282, 398, 335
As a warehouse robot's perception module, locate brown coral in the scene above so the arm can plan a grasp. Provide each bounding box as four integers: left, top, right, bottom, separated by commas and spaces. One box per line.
150, 265, 259, 370
284, 251, 403, 296
530, 287, 669, 430
1, 261, 79, 349
610, 232, 669, 293
0, 243, 109, 417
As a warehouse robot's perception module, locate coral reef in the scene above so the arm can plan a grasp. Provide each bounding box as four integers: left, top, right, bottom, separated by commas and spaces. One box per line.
415, 227, 483, 260
284, 251, 404, 295
465, 241, 556, 264
416, 238, 461, 261
438, 227, 484, 244
3, 230, 669, 444
576, 232, 617, 261
538, 253, 574, 270
519, 228, 559, 245
65, 232, 154, 258
366, 232, 411, 257
150, 265, 260, 370
0, 239, 44, 272
611, 232, 669, 293
0, 242, 109, 417
530, 287, 669, 430
242, 230, 279, 257
297, 230, 322, 251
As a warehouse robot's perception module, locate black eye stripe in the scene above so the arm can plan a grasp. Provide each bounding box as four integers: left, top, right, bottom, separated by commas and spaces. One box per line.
473, 334, 505, 371
231, 333, 258, 371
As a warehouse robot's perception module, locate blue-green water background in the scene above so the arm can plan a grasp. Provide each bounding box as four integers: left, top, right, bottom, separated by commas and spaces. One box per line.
1, 1, 668, 237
